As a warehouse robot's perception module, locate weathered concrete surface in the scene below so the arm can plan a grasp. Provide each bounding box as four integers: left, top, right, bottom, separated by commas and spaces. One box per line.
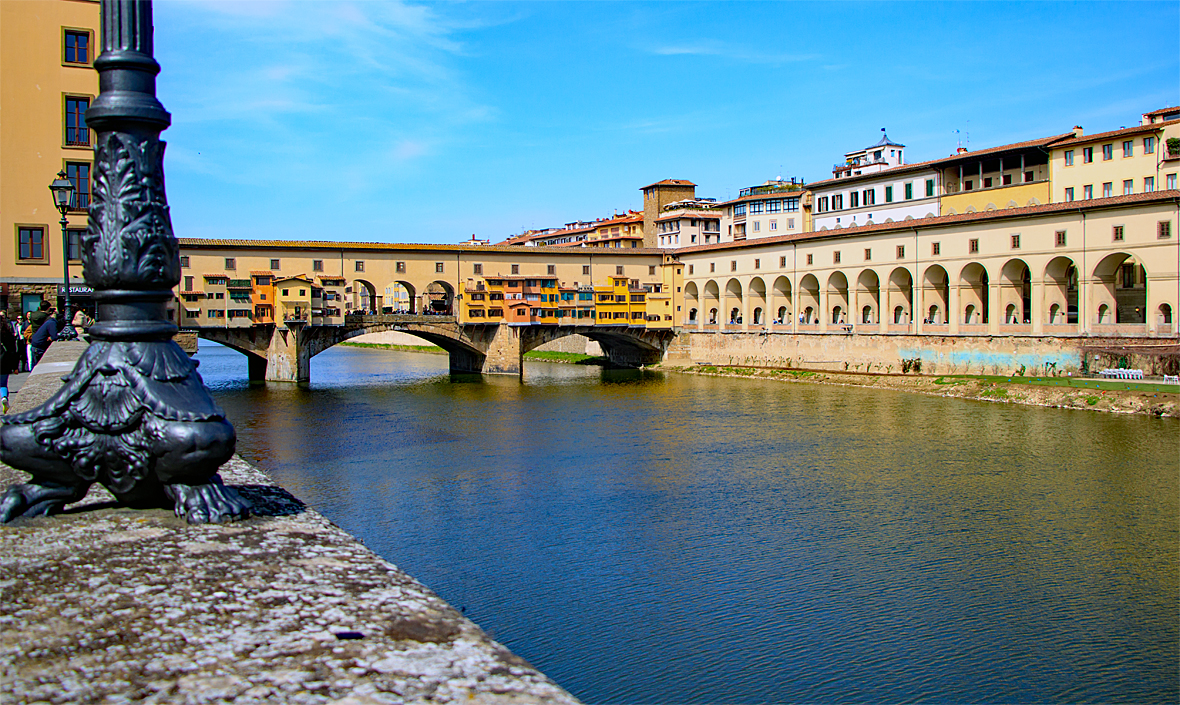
682, 330, 1089, 376
1, 342, 579, 704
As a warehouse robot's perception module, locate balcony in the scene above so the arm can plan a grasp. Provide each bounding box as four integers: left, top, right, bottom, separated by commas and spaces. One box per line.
227, 279, 252, 289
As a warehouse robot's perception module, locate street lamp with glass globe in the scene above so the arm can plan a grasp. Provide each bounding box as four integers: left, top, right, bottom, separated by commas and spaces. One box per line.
48, 170, 79, 340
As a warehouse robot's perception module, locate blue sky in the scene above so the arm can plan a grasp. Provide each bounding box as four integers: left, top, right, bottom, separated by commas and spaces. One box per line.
152, 1, 1179, 244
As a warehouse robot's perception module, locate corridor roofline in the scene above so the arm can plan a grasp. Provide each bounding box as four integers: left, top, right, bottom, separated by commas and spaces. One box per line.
670, 190, 1180, 255
176, 238, 667, 256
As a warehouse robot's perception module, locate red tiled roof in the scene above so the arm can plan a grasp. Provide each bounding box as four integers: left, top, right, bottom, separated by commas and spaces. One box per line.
806, 132, 1076, 191
249, 270, 273, 275
656, 211, 723, 221
177, 238, 661, 255
1049, 119, 1179, 148
672, 190, 1180, 255
641, 179, 696, 190
1143, 107, 1180, 119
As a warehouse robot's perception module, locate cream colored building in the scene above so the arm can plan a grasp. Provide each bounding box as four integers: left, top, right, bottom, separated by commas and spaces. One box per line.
1, 0, 99, 318
679, 191, 1178, 337
1050, 117, 1180, 203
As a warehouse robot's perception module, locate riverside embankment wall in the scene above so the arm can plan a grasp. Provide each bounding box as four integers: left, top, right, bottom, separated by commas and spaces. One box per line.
0, 341, 578, 704
673, 331, 1102, 376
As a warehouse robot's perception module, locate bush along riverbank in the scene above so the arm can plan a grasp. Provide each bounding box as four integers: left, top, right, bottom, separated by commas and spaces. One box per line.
659, 363, 1179, 418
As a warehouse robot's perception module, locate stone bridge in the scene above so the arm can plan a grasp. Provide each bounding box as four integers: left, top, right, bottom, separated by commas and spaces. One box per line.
196, 314, 677, 383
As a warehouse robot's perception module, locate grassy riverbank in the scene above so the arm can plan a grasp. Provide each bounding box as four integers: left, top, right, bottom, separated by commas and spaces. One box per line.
340, 341, 608, 365
661, 363, 1179, 417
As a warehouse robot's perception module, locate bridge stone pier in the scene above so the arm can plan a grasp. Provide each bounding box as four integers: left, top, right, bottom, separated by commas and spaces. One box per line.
197, 315, 678, 383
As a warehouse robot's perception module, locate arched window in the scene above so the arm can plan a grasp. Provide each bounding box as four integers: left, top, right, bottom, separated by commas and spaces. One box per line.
753, 307, 762, 325
777, 306, 787, 323
689, 308, 698, 323
894, 305, 906, 324
862, 305, 873, 324
1006, 303, 1018, 324
1158, 303, 1173, 325
965, 304, 977, 324
709, 308, 718, 324
927, 305, 941, 324
1048, 303, 1061, 324
832, 306, 843, 324
1097, 303, 1110, 324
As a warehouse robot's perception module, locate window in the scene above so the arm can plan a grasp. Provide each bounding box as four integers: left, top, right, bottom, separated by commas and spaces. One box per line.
1144, 136, 1155, 154
578, 264, 589, 276
65, 96, 90, 146
709, 263, 715, 273
65, 162, 91, 209
547, 264, 556, 275
282, 289, 289, 296
905, 182, 913, 200
512, 264, 520, 275
932, 242, 940, 255
67, 229, 83, 260
616, 265, 624, 275
818, 196, 829, 212
270, 258, 280, 270
1055, 231, 1067, 247
18, 226, 46, 260
1144, 176, 1155, 192
806, 254, 813, 265
473, 263, 483, 275
396, 261, 406, 273
754, 259, 761, 269
184, 276, 193, 291
969, 239, 979, 254
1083, 184, 1093, 199
64, 29, 90, 64
1169, 173, 1177, 190
1102, 144, 1113, 160
850, 191, 859, 208
896, 245, 905, 259
648, 266, 657, 275
787, 218, 795, 229
864, 248, 871, 261
833, 251, 841, 264
1113, 225, 1124, 241
1065, 187, 1075, 201
833, 194, 843, 210
750, 201, 764, 214
355, 260, 364, 272
730, 260, 737, 272
780, 256, 787, 267
885, 185, 893, 202
752, 221, 760, 232
435, 262, 444, 273
689, 265, 694, 274
1102, 182, 1112, 198
225, 257, 236, 270
1083, 147, 1093, 163
312, 259, 323, 272
1160, 221, 1173, 239
1123, 140, 1133, 157
1010, 234, 1020, 249
984, 177, 993, 188
1024, 171, 1034, 183
770, 219, 777, 231
1123, 179, 1134, 195
964, 180, 974, 191
180, 256, 190, 268
1064, 150, 1074, 166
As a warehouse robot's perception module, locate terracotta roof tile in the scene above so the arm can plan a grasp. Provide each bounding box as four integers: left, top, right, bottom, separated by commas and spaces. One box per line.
1050, 120, 1179, 148
641, 179, 696, 190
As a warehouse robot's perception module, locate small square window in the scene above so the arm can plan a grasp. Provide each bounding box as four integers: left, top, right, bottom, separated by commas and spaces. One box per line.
710, 263, 716, 273
1024, 171, 1034, 183
1055, 231, 1066, 247
1144, 136, 1156, 154
511, 264, 520, 275
969, 239, 979, 254
180, 255, 190, 268
225, 257, 236, 270
932, 242, 940, 256
64, 29, 90, 64
896, 245, 905, 259
1064, 150, 1074, 166
396, 261, 406, 273
1145, 176, 1155, 192
689, 265, 694, 274
18, 226, 47, 261
616, 265, 624, 275
754, 259, 760, 269
1083, 147, 1093, 163
1122, 140, 1133, 157
582, 265, 591, 275
1010, 234, 1020, 249
1123, 179, 1134, 195
833, 251, 841, 264
1065, 187, 1074, 201
649, 266, 656, 275
730, 260, 737, 272
1102, 144, 1113, 161
779, 256, 786, 267
435, 262, 444, 273
1113, 225, 1124, 241
1160, 221, 1172, 239
474, 263, 483, 275
1083, 185, 1093, 200
271, 258, 280, 270
864, 248, 871, 261
1102, 182, 1112, 198
355, 260, 364, 272
312, 259, 323, 272
806, 253, 814, 265
548, 264, 556, 275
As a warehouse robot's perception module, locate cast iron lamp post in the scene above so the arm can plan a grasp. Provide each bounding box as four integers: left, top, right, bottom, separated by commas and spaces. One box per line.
48, 170, 79, 340
0, 0, 248, 524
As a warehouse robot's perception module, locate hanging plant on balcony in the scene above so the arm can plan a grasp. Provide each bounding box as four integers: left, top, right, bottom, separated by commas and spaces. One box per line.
1167, 137, 1180, 158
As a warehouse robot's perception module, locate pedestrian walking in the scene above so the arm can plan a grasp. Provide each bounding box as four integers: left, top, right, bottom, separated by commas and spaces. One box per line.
1, 310, 19, 413
29, 307, 59, 370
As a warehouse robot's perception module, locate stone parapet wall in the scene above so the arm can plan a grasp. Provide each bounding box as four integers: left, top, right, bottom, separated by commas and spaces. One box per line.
0, 342, 579, 704
679, 331, 1097, 377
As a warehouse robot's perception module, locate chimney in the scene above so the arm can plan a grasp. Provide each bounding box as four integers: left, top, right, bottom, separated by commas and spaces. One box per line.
1073, 125, 1084, 136
956, 146, 969, 154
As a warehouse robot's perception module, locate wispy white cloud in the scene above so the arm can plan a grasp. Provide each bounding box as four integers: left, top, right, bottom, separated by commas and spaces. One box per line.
648, 40, 818, 64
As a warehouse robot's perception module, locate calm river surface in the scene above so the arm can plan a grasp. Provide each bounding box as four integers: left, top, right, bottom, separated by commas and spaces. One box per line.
195, 342, 1178, 704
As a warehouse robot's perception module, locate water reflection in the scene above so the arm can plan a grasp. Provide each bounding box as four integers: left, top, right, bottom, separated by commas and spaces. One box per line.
197, 342, 1179, 704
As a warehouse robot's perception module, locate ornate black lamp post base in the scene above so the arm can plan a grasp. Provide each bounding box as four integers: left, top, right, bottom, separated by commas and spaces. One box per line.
0, 0, 247, 524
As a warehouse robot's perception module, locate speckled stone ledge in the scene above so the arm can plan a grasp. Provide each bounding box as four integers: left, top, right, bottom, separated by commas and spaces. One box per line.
1, 342, 579, 704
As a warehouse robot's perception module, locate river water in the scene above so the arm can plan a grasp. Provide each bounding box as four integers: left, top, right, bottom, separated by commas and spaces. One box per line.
195, 342, 1178, 704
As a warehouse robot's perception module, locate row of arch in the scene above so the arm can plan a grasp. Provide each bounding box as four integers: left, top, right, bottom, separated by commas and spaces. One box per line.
683, 252, 1173, 331
348, 279, 455, 315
